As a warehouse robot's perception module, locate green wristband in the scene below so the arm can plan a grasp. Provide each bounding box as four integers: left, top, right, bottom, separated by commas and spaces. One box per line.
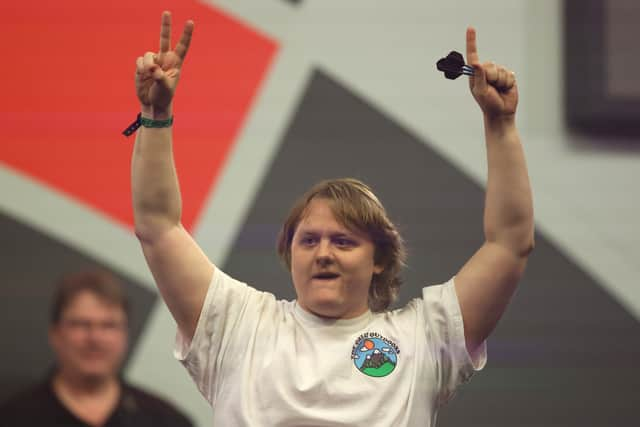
122, 113, 174, 137
140, 115, 174, 128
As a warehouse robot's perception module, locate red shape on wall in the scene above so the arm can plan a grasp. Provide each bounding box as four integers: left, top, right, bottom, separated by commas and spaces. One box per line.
0, 0, 277, 231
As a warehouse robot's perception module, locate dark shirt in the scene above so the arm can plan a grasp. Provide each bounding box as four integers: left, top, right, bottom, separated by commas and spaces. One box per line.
0, 378, 193, 427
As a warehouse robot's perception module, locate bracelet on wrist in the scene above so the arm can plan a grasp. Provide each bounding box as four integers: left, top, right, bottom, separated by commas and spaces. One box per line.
122, 113, 174, 137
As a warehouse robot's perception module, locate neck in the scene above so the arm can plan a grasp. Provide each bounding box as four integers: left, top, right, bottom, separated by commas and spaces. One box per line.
52, 369, 122, 427
53, 369, 119, 398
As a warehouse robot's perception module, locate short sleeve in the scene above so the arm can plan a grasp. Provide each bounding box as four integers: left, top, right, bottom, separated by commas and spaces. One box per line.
422, 278, 487, 405
173, 267, 275, 404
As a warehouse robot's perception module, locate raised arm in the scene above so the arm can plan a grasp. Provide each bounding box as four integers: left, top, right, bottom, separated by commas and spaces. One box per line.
455, 28, 535, 354
132, 11, 213, 340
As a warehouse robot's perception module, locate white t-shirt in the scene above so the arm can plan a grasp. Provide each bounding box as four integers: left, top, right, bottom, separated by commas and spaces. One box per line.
175, 268, 486, 427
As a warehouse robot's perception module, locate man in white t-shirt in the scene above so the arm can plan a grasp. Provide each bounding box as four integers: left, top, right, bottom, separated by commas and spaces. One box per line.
130, 11, 533, 427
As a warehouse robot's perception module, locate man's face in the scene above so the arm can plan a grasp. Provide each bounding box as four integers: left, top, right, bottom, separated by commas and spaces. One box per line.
290, 198, 382, 319
49, 291, 128, 381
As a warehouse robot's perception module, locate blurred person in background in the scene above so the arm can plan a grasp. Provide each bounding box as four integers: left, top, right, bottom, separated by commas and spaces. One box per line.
0, 270, 193, 427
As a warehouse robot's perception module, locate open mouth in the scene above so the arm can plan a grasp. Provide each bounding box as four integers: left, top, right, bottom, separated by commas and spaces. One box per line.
312, 272, 340, 280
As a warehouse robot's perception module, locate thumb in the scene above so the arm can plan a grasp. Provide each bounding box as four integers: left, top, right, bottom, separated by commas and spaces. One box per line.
149, 66, 175, 107
151, 66, 171, 89
469, 62, 488, 95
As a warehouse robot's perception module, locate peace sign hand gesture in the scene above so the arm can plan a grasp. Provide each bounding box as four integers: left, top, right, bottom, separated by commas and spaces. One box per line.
135, 11, 194, 118
466, 27, 518, 121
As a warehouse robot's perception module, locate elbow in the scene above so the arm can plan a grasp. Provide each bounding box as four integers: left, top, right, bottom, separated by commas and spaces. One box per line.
519, 236, 535, 258
513, 226, 536, 258
487, 226, 535, 258
133, 214, 179, 245
520, 222, 536, 257
134, 225, 155, 245
132, 192, 182, 243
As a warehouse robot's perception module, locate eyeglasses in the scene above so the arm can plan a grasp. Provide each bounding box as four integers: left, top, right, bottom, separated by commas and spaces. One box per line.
59, 318, 127, 333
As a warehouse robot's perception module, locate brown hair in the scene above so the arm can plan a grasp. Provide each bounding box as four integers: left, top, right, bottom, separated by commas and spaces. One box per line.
277, 178, 407, 312
50, 270, 130, 324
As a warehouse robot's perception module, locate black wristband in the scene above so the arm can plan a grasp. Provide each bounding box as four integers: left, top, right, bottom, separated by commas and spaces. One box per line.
122, 113, 174, 137
122, 113, 142, 137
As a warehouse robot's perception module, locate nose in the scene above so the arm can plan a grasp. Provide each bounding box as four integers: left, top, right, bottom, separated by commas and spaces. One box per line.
86, 324, 107, 341
315, 239, 334, 267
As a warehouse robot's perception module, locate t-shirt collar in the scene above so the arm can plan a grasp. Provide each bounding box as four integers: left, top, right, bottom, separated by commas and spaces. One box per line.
293, 301, 373, 331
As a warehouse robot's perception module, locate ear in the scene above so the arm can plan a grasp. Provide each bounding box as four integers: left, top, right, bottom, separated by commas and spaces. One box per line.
373, 264, 384, 275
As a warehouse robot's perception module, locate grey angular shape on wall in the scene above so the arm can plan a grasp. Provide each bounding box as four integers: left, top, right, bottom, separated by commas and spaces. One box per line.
0, 211, 157, 403
223, 68, 640, 426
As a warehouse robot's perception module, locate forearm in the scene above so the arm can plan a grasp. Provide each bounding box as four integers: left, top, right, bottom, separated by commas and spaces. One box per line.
131, 108, 182, 241
483, 115, 534, 256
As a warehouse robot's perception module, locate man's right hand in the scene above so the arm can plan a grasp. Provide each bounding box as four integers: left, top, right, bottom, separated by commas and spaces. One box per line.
135, 11, 194, 118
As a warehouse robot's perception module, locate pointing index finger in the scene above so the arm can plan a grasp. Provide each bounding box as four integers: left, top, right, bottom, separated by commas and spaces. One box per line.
466, 27, 480, 66
159, 11, 171, 54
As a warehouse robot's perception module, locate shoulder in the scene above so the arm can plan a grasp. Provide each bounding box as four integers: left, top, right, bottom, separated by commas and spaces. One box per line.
376, 280, 457, 327
122, 383, 193, 427
0, 381, 53, 420
383, 296, 424, 319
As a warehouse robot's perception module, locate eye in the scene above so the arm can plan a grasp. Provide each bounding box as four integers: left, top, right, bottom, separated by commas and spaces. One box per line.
334, 237, 356, 248
101, 321, 126, 332
65, 319, 89, 330
299, 235, 318, 246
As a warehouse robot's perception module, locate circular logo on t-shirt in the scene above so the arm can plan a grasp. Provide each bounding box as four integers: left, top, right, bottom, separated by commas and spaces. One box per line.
351, 332, 399, 377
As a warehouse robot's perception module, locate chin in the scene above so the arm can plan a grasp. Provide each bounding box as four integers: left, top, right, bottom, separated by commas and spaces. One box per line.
306, 297, 344, 318
76, 361, 119, 379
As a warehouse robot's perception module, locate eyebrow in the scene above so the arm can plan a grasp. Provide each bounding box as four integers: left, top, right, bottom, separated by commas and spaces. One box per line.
296, 229, 358, 239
